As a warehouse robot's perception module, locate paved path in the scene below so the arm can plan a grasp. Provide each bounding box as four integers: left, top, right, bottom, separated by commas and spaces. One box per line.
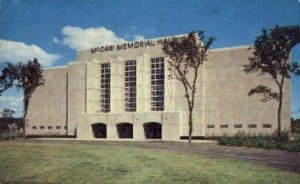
22, 139, 300, 173
128, 141, 300, 173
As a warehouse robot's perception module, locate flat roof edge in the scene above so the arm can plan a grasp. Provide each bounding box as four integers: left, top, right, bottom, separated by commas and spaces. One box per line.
210, 45, 251, 52
44, 65, 68, 70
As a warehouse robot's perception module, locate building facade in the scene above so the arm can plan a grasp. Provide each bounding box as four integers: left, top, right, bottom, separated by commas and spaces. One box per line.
26, 36, 291, 140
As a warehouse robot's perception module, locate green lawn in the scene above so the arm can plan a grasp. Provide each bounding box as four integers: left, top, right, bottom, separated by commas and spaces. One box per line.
0, 141, 299, 184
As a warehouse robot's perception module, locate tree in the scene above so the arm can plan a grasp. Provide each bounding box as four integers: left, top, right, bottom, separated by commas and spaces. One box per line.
0, 63, 19, 95
1, 108, 15, 118
0, 108, 15, 132
162, 31, 214, 143
244, 25, 300, 138
0, 58, 44, 138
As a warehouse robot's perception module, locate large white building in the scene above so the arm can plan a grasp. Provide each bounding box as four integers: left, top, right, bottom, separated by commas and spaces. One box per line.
26, 36, 291, 140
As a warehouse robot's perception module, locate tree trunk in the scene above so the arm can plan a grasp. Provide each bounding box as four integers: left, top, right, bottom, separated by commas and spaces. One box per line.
22, 119, 26, 139
23, 93, 29, 139
188, 109, 193, 144
277, 88, 283, 138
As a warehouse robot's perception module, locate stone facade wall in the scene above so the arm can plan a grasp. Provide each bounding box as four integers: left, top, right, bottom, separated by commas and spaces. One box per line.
203, 47, 290, 136
26, 67, 68, 135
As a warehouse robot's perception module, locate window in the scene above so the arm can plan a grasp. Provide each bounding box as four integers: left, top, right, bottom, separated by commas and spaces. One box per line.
220, 124, 228, 128
263, 124, 272, 128
248, 124, 257, 128
125, 60, 136, 112
48, 126, 52, 130
56, 126, 61, 129
40, 126, 44, 129
207, 124, 215, 128
151, 57, 164, 111
32, 126, 37, 129
100, 63, 110, 112
234, 124, 242, 128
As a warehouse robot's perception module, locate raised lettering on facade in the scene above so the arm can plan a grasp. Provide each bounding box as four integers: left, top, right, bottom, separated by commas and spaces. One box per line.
90, 38, 172, 54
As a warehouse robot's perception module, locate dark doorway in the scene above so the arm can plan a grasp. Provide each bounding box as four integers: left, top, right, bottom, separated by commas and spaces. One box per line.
117, 123, 133, 138
143, 122, 162, 139
91, 123, 107, 138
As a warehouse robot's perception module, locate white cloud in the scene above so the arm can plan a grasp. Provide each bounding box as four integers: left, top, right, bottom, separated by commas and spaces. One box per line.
134, 35, 145, 41
0, 96, 23, 107
61, 26, 145, 50
0, 94, 23, 117
52, 37, 60, 44
0, 39, 61, 66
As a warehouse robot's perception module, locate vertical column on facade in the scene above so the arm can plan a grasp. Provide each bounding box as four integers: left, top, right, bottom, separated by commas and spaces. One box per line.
133, 114, 145, 140
164, 57, 175, 111
201, 63, 206, 136
161, 57, 178, 140
107, 116, 117, 140
110, 56, 125, 113
136, 54, 151, 113
86, 61, 101, 114
134, 54, 151, 140
67, 62, 87, 136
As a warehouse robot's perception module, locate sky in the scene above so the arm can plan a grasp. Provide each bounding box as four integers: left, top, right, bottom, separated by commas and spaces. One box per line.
0, 0, 299, 118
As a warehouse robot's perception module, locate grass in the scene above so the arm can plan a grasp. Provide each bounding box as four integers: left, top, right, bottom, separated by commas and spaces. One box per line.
0, 141, 299, 184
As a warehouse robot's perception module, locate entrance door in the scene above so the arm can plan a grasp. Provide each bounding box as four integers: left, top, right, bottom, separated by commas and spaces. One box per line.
117, 123, 133, 138
143, 122, 162, 139
91, 123, 107, 138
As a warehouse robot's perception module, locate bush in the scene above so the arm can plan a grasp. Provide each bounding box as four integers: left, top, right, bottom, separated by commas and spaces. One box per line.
272, 129, 290, 142
218, 137, 230, 145
0, 117, 24, 132
217, 130, 300, 151
282, 141, 300, 151
233, 131, 248, 146
0, 132, 20, 141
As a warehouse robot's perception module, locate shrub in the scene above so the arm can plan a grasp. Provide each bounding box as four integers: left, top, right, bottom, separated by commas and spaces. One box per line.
272, 129, 290, 142
233, 131, 248, 146
217, 131, 300, 151
274, 138, 300, 152
218, 137, 230, 145
0, 132, 19, 141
